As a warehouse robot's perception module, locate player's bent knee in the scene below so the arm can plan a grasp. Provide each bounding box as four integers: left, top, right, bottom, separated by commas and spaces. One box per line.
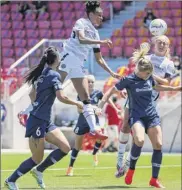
32, 155, 44, 164
119, 131, 129, 143
59, 143, 71, 154
153, 141, 162, 150
134, 137, 144, 147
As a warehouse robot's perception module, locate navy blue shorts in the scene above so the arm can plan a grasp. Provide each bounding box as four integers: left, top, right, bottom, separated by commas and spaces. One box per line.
74, 114, 100, 135
25, 115, 57, 138
129, 115, 161, 133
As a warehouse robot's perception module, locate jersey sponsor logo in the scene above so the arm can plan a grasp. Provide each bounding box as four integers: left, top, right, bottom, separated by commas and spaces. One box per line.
32, 102, 39, 107
136, 87, 153, 92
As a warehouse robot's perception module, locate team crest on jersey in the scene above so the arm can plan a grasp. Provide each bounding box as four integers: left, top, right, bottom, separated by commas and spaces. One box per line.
61, 64, 66, 69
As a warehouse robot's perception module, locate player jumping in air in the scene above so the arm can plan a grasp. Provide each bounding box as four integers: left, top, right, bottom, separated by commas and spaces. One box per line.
116, 35, 177, 178
98, 47, 181, 188
66, 75, 120, 176
58, 1, 120, 140
5, 47, 83, 190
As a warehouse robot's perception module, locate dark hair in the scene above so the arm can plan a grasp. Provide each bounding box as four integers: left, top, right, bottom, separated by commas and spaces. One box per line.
86, 1, 101, 15
112, 96, 117, 103
25, 46, 58, 85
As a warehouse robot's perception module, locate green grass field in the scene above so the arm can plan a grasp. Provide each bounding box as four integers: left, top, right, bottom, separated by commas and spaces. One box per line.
1, 153, 181, 190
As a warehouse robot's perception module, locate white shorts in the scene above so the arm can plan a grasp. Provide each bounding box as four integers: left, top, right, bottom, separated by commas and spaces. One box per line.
58, 51, 86, 79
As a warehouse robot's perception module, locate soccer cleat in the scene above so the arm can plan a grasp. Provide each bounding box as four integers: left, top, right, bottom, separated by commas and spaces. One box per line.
115, 152, 125, 178
17, 112, 28, 127
4, 179, 19, 190
125, 169, 135, 185
30, 168, 45, 189
149, 177, 165, 188
88, 130, 108, 140
93, 154, 99, 166
66, 167, 73, 176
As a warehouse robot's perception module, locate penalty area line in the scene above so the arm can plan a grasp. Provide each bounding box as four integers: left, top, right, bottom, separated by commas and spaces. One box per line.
1, 164, 181, 172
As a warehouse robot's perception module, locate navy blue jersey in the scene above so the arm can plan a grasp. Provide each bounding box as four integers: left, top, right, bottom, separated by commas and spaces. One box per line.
30, 67, 62, 121
115, 73, 158, 118
77, 89, 103, 105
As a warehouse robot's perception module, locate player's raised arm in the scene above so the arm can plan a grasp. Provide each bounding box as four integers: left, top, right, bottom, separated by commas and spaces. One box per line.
154, 84, 182, 91
94, 51, 121, 79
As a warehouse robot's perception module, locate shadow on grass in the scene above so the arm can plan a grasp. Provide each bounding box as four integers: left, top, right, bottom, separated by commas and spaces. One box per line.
55, 174, 92, 177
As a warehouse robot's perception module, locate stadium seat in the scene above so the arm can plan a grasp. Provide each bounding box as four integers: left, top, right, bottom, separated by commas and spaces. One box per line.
112, 1, 124, 12
156, 1, 169, 9
174, 27, 181, 36
146, 1, 157, 9
169, 1, 182, 9
1, 13, 10, 21
136, 27, 149, 37
75, 11, 85, 19
31, 48, 43, 57
37, 12, 49, 21
27, 39, 39, 47
38, 21, 50, 29
163, 18, 173, 27
2, 30, 12, 38
10, 4, 18, 12
65, 28, 72, 38
62, 2, 74, 11
123, 47, 134, 58
25, 21, 38, 29
48, 2, 61, 11
174, 18, 182, 27
73, 2, 85, 10
103, 8, 110, 20
14, 39, 27, 48
52, 29, 66, 39
124, 38, 137, 48
176, 46, 182, 56
1, 21, 11, 30
124, 19, 135, 28
29, 57, 39, 67
137, 37, 149, 46
64, 20, 75, 29
100, 46, 110, 57
134, 18, 143, 27
1, 4, 10, 12
25, 12, 37, 21
13, 30, 26, 38
15, 48, 27, 58
124, 28, 136, 37
176, 37, 182, 47
111, 46, 122, 57
2, 39, 13, 48
51, 20, 64, 29
168, 37, 176, 48
112, 29, 122, 37
166, 27, 175, 36
135, 10, 146, 18
171, 9, 182, 17
26, 29, 39, 38
11, 12, 23, 21
63, 11, 76, 20
112, 37, 124, 47
50, 12, 62, 20
39, 29, 52, 38
12, 21, 24, 29
2, 48, 14, 57
158, 9, 172, 18
3, 58, 15, 67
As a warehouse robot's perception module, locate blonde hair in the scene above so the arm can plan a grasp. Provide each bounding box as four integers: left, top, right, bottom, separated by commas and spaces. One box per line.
87, 75, 95, 82
132, 43, 153, 73
152, 35, 171, 59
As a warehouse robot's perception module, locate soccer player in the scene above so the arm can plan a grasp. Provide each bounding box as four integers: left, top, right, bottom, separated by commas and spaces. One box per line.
66, 75, 120, 176
116, 35, 177, 177
98, 48, 181, 188
58, 1, 120, 140
5, 47, 83, 190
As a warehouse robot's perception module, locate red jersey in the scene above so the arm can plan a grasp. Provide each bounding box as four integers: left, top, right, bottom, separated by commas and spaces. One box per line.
105, 103, 121, 126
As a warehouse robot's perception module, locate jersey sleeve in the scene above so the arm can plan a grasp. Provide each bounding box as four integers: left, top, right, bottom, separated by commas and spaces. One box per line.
165, 62, 176, 78
74, 19, 84, 31
115, 77, 129, 91
52, 75, 62, 92
96, 91, 103, 100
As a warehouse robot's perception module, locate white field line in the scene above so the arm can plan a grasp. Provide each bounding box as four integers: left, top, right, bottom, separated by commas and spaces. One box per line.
1, 165, 181, 172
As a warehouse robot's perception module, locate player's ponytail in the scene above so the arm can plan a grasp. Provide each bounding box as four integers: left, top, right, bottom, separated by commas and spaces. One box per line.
132, 43, 153, 73
25, 46, 59, 85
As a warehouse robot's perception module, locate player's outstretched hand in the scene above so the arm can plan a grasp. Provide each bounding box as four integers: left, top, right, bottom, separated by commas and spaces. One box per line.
101, 39, 113, 48
120, 89, 127, 99
17, 112, 28, 127
76, 101, 83, 110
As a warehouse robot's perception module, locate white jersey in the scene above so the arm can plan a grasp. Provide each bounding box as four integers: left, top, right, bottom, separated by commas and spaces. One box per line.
63, 18, 100, 62
145, 54, 176, 78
